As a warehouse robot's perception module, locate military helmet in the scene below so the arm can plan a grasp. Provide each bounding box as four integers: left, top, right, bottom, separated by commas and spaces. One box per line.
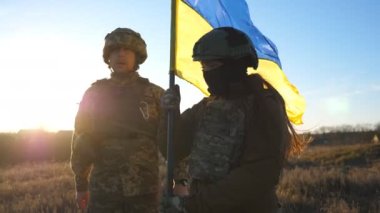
193, 27, 258, 69
103, 28, 147, 65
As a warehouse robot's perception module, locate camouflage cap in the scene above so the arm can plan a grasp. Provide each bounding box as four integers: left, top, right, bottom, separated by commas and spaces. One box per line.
103, 28, 147, 65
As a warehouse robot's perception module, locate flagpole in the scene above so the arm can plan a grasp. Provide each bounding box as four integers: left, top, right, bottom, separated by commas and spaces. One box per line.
166, 0, 177, 197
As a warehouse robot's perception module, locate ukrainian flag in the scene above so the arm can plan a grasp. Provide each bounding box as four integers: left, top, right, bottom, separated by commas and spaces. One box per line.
173, 0, 306, 124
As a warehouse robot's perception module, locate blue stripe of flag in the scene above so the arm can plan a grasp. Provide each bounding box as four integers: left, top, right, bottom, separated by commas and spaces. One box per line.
182, 0, 282, 67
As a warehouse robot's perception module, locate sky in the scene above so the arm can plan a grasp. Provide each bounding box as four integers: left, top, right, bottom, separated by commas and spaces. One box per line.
0, 0, 379, 133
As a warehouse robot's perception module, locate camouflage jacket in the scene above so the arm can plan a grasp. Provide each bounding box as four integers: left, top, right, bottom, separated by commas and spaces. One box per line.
70, 72, 164, 196
173, 74, 290, 212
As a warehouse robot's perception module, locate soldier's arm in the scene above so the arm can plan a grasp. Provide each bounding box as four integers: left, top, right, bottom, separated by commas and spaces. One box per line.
70, 89, 96, 192
171, 99, 208, 182
158, 97, 206, 181
156, 86, 170, 158
70, 133, 94, 191
173, 98, 207, 163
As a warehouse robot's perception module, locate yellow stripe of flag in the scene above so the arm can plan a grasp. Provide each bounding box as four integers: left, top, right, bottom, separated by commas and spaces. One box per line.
175, 0, 305, 124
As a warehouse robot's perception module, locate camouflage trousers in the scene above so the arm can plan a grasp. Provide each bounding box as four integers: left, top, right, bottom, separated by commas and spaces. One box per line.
87, 192, 159, 213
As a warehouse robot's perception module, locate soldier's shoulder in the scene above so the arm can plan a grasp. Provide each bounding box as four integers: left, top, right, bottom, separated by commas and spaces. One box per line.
86, 78, 112, 90
91, 78, 111, 87
148, 82, 164, 93
81, 78, 111, 96
183, 97, 208, 115
138, 77, 164, 94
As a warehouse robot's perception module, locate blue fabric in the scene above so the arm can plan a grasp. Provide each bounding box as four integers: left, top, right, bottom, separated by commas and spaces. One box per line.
182, 0, 282, 67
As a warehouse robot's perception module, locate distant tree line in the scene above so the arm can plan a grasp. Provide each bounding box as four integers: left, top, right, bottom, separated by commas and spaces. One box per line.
0, 130, 72, 166
314, 123, 380, 134
376, 122, 380, 132
0, 123, 379, 165
310, 131, 378, 146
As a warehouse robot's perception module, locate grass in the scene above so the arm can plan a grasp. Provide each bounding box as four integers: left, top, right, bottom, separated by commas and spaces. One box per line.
288, 143, 380, 167
0, 144, 379, 212
0, 162, 76, 213
279, 143, 380, 213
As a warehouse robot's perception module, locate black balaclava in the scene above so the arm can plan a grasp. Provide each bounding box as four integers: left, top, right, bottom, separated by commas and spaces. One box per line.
203, 58, 249, 97
203, 27, 252, 97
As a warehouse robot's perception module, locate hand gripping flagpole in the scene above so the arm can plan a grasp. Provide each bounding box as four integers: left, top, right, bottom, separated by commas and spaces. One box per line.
166, 0, 177, 197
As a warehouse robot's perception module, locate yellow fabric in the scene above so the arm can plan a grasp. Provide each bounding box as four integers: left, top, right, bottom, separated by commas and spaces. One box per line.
175, 0, 305, 124
249, 60, 306, 125
175, 0, 212, 95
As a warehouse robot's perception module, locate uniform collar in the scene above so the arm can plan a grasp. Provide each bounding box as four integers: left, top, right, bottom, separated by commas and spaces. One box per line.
110, 71, 140, 85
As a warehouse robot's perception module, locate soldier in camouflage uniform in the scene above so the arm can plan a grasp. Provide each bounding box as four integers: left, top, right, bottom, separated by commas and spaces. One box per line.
161, 27, 303, 213
71, 28, 164, 213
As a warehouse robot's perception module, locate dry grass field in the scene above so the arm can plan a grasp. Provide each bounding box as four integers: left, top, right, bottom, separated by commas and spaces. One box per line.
0, 162, 76, 213
278, 143, 380, 213
0, 143, 379, 213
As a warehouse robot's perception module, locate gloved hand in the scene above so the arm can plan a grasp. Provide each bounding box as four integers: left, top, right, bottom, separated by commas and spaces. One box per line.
174, 179, 189, 196
161, 85, 181, 110
160, 195, 187, 213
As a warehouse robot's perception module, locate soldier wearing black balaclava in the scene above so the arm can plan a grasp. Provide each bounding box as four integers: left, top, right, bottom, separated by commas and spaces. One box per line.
161, 27, 302, 213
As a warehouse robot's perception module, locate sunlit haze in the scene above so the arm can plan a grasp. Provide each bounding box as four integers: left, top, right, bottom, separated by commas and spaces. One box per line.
1, 0, 379, 132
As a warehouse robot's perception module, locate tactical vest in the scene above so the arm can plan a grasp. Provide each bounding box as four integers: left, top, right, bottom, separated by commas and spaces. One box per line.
189, 95, 254, 182
89, 78, 159, 140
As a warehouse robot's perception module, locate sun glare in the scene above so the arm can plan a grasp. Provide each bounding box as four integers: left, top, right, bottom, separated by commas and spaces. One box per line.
0, 34, 102, 132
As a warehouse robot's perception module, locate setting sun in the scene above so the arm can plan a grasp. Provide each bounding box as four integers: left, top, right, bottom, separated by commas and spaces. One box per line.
0, 33, 105, 132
